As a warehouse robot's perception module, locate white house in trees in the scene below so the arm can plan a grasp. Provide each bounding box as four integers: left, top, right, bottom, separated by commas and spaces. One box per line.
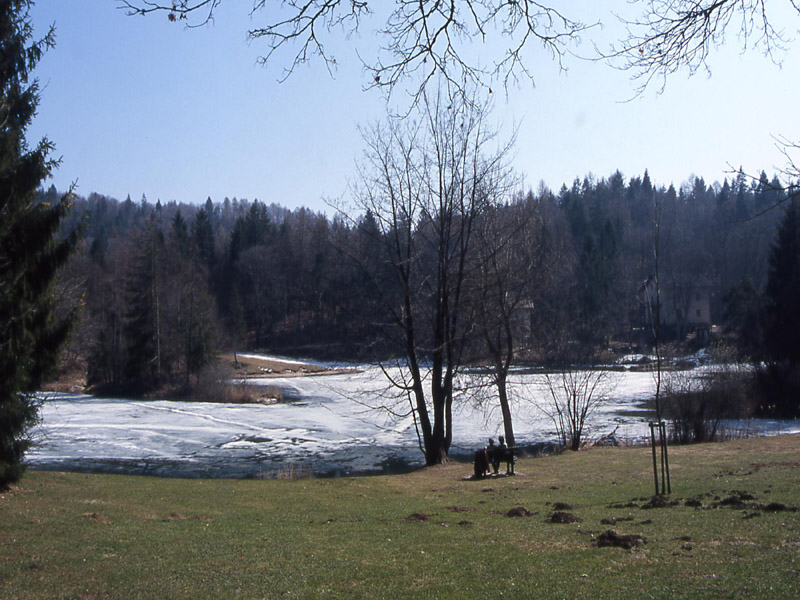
643, 278, 712, 344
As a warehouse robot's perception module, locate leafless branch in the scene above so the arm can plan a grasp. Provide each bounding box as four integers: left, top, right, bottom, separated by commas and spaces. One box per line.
775, 135, 800, 192
118, 1, 589, 103
119, 0, 222, 26
603, 0, 797, 95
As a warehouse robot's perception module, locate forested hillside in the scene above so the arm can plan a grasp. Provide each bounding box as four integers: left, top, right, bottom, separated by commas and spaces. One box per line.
47, 168, 792, 401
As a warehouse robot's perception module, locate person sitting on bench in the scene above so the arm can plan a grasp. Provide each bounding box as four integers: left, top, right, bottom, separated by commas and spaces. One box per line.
490, 435, 516, 475
491, 436, 506, 474
473, 445, 490, 478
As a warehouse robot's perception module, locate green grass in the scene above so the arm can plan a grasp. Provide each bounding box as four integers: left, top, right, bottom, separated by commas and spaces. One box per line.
2, 435, 800, 599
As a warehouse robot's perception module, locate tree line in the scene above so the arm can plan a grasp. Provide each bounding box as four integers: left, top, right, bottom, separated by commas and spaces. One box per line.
49, 142, 796, 412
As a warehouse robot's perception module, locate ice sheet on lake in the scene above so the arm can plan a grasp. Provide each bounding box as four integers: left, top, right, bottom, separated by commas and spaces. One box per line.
27, 365, 799, 478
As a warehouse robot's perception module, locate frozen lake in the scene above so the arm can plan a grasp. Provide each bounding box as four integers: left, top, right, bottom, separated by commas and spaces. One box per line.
27, 363, 800, 478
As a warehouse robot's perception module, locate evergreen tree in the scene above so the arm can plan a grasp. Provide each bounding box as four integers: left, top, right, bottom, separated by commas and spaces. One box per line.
764, 199, 800, 366
171, 210, 189, 258
123, 217, 165, 389
177, 265, 217, 383
192, 205, 215, 271
721, 278, 762, 358
0, 0, 79, 487
761, 198, 800, 416
167, 216, 217, 384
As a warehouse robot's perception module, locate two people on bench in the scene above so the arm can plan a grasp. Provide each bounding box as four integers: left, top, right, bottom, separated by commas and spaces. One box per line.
475, 435, 514, 477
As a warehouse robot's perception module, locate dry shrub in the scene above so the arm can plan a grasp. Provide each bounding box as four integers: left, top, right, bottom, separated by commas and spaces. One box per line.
254, 463, 314, 480
192, 362, 283, 404
663, 351, 755, 444
275, 463, 313, 480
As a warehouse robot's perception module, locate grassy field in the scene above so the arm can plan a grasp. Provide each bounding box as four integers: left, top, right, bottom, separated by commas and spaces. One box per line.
2, 435, 799, 599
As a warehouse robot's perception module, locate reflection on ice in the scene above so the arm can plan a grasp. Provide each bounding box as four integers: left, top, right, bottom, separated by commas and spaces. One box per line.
27, 365, 800, 478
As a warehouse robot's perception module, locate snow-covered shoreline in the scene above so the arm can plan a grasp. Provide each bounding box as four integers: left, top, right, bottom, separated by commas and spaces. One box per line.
27, 363, 800, 478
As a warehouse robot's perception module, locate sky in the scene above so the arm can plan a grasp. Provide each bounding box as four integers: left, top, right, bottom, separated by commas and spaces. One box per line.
28, 1, 800, 212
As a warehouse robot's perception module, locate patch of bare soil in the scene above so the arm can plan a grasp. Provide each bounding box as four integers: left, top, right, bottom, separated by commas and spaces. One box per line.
601, 516, 634, 525
596, 530, 646, 549
641, 495, 680, 509
162, 512, 189, 521
710, 490, 798, 514
405, 512, 432, 523
506, 507, 534, 517
715, 495, 748, 508
41, 359, 88, 393
611, 490, 796, 517
82, 513, 111, 525
750, 461, 800, 473
761, 502, 797, 512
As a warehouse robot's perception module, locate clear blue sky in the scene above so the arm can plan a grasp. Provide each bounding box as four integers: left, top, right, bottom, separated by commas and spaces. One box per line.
29, 1, 800, 211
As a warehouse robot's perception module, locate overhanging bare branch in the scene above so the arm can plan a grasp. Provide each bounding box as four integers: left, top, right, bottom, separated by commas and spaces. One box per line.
118, 1, 590, 102
603, 0, 797, 95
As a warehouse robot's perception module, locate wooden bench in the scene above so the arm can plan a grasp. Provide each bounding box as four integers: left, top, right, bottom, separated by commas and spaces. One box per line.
491, 446, 516, 475
474, 446, 517, 477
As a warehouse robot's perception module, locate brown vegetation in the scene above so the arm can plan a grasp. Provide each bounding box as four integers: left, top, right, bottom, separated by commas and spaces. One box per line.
222, 353, 354, 379
44, 352, 358, 404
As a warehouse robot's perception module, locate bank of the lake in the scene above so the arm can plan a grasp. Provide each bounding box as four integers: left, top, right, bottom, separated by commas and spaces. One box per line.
28, 363, 800, 478
4, 434, 800, 599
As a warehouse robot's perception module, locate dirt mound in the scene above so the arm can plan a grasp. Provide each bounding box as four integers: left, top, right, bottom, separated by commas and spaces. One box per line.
447, 506, 476, 513
641, 495, 679, 509
548, 511, 581, 524
729, 490, 757, 501
761, 502, 797, 512
596, 530, 646, 549
601, 516, 633, 525
506, 507, 534, 517
708, 489, 797, 513
405, 512, 432, 523
716, 495, 746, 508
552, 502, 573, 511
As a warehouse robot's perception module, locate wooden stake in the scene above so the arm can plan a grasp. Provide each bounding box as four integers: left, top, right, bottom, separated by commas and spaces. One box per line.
649, 422, 659, 496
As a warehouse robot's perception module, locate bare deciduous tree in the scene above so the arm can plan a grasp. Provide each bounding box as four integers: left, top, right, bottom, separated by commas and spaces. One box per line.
470, 195, 556, 447
539, 366, 616, 451
345, 86, 513, 464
